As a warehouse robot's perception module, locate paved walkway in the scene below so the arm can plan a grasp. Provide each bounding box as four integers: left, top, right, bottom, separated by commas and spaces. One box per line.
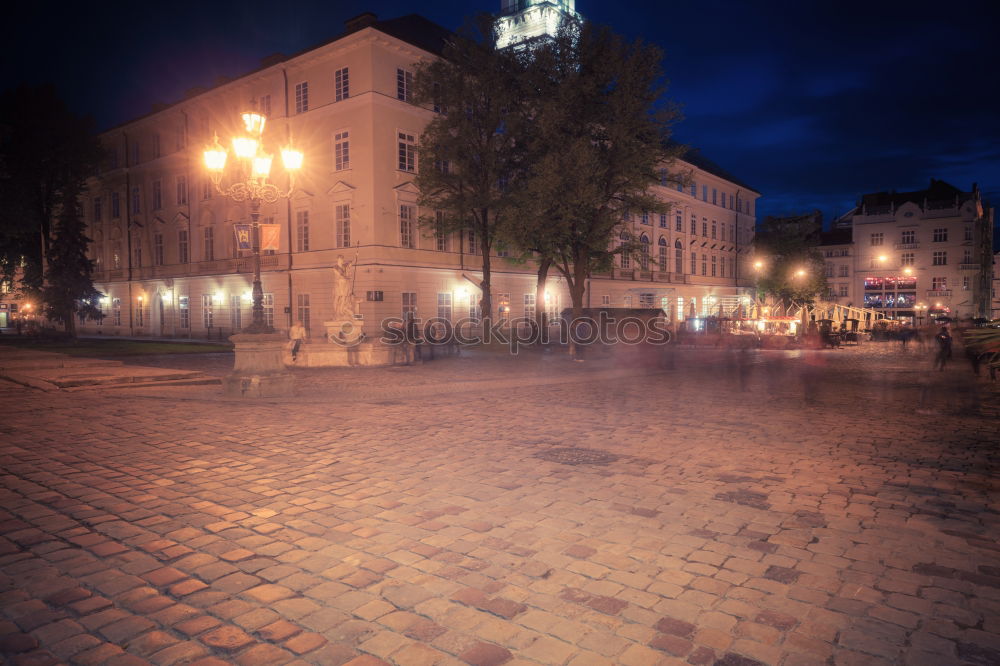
1, 343, 998, 665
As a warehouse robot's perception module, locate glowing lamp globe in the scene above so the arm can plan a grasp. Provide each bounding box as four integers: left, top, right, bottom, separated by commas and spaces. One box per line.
241, 111, 267, 136
252, 155, 273, 178
281, 148, 304, 171
232, 137, 258, 159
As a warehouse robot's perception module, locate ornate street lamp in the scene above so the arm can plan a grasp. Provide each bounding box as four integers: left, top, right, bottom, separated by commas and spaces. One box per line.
204, 109, 303, 333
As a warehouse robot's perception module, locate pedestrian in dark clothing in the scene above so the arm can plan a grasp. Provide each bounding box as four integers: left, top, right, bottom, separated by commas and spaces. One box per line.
934, 327, 952, 371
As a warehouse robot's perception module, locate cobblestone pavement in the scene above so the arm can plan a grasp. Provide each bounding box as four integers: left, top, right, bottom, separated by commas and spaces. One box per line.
2, 343, 998, 665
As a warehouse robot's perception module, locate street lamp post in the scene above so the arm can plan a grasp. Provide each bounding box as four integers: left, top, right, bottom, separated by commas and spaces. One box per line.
204, 110, 302, 333
204, 109, 303, 397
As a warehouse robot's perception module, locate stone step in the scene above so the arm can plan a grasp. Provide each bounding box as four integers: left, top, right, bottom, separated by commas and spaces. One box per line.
64, 376, 221, 391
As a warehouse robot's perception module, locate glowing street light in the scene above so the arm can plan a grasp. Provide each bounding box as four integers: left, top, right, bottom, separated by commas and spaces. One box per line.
204, 106, 303, 333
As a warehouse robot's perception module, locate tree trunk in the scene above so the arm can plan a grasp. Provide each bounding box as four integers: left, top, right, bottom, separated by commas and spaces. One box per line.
534, 256, 551, 344
567, 246, 590, 359
478, 213, 493, 333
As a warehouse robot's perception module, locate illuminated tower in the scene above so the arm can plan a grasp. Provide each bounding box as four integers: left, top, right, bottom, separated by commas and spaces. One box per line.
496, 0, 581, 49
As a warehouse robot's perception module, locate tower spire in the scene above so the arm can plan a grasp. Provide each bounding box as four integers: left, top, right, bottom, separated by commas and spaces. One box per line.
495, 0, 580, 49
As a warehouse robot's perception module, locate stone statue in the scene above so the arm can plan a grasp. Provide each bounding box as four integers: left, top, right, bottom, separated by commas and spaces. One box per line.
331, 255, 356, 319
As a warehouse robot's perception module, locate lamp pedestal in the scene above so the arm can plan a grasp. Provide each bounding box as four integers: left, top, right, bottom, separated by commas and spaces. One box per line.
223, 332, 294, 398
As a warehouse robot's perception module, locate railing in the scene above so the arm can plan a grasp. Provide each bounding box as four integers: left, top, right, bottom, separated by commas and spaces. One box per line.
637, 270, 653, 281
926, 290, 952, 297
959, 263, 979, 270
894, 242, 919, 249
654, 272, 671, 282
109, 269, 125, 280
614, 268, 635, 280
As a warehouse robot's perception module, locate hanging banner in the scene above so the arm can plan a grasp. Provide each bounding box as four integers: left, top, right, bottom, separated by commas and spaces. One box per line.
260, 224, 281, 251
233, 224, 252, 251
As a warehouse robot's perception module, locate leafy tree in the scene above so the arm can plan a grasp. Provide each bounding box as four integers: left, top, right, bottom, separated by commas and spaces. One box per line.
42, 185, 102, 335
752, 212, 828, 302
514, 21, 683, 347
412, 14, 530, 329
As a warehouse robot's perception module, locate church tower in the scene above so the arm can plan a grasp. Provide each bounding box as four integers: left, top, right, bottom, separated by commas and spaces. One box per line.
495, 0, 581, 49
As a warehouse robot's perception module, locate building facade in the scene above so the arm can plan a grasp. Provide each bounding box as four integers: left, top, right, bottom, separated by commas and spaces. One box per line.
819, 180, 994, 322
76, 12, 759, 342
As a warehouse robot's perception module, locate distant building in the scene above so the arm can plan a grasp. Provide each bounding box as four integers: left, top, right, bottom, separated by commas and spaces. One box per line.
819, 179, 994, 322
496, 0, 580, 48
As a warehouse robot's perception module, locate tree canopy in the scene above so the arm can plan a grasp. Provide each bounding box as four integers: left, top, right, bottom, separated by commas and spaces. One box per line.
752, 212, 828, 302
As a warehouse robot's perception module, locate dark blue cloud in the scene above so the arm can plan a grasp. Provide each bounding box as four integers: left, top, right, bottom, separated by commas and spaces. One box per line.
4, 0, 997, 225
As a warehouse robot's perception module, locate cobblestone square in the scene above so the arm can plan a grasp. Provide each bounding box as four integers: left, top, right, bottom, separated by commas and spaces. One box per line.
2, 344, 998, 665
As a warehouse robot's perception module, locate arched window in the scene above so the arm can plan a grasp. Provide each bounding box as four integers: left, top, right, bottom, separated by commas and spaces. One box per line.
639, 234, 650, 270
658, 236, 668, 271
674, 239, 683, 273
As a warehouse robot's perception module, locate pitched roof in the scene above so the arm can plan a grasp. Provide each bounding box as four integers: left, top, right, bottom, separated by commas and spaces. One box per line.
675, 146, 759, 194
819, 229, 852, 246
859, 178, 973, 211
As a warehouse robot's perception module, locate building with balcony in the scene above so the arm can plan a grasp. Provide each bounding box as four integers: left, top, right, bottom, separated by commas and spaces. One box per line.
77, 11, 759, 341
819, 179, 994, 322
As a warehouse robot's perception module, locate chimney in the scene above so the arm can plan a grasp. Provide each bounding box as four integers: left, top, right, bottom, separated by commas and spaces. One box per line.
345, 12, 377, 33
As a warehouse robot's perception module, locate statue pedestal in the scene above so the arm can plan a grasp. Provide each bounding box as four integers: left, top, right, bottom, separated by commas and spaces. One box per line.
324, 319, 365, 345
223, 332, 295, 398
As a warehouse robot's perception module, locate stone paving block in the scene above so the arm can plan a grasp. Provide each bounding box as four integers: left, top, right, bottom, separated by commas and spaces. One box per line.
200, 625, 254, 653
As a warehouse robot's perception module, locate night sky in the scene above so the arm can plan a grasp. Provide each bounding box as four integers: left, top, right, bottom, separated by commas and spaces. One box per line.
4, 0, 998, 227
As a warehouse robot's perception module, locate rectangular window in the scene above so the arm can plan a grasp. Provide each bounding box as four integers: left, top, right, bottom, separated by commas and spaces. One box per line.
334, 130, 350, 170
152, 180, 162, 209
399, 205, 415, 248
932, 251, 946, 266
690, 183, 696, 198
203, 226, 214, 261
932, 276, 947, 290
933, 228, 947, 242
659, 213, 667, 228
601, 294, 610, 306
900, 253, 914, 266
623, 295, 632, 307
335, 67, 349, 101
203, 178, 212, 200
335, 204, 350, 248
176, 175, 187, 205
402, 292, 417, 320
131, 186, 141, 214
641, 210, 650, 225
178, 229, 189, 264
468, 293, 481, 323
701, 220, 707, 237
963, 276, 970, 290
133, 239, 142, 268
839, 284, 849, 297
962, 248, 972, 264
296, 211, 310, 252
398, 132, 416, 171
690, 214, 696, 235
711, 221, 717, 240
93, 197, 102, 222
112, 298, 122, 326
639, 293, 654, 308
230, 295, 243, 332
178, 296, 189, 328
675, 211, 682, 232
711, 255, 717, 276
467, 228, 476, 255
435, 218, 449, 251
296, 294, 310, 330
712, 188, 717, 205
397, 68, 413, 102
964, 225, 973, 241
701, 254, 707, 276
720, 256, 726, 277
202, 294, 214, 328
263, 293, 274, 328
901, 230, 915, 244
523, 293, 535, 321
825, 264, 834, 278
294, 81, 309, 113
701, 185, 708, 201
690, 251, 696, 274
870, 232, 883, 246
260, 95, 271, 116
438, 292, 453, 321
839, 264, 850, 277
153, 232, 164, 266
720, 192, 726, 208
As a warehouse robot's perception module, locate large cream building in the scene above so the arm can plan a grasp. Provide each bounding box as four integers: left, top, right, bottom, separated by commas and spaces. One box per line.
820, 179, 994, 322
77, 10, 759, 341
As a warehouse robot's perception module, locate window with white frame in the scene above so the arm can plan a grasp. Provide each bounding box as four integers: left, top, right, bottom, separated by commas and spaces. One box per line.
176, 175, 187, 205
438, 292, 453, 321
203, 226, 214, 261
435, 213, 449, 251
523, 293, 535, 320
839, 284, 848, 297
402, 292, 417, 320
230, 295, 243, 332
294, 81, 309, 113
962, 248, 972, 264
262, 293, 274, 328
675, 210, 682, 231
931, 276, 946, 290
468, 293, 481, 322
398, 132, 416, 171
111, 192, 120, 218
334, 130, 350, 170
839, 264, 850, 276
601, 294, 610, 306
658, 238, 667, 270
964, 225, 973, 241
178, 296, 189, 328
711, 255, 717, 276
933, 228, 947, 242
690, 251, 696, 274
133, 238, 142, 268
131, 186, 141, 213
260, 95, 271, 116
335, 67, 349, 101
296, 293, 310, 330
296, 211, 310, 252
701, 253, 707, 276
399, 205, 415, 248
152, 180, 162, 209
659, 213, 667, 228
335, 204, 350, 248
467, 228, 477, 255
901, 230, 915, 244
932, 250, 946, 266
711, 221, 717, 240
623, 294, 633, 307
178, 229, 189, 264
397, 68, 413, 102
202, 294, 214, 328
202, 178, 212, 200
112, 298, 122, 326
870, 232, 883, 246
675, 241, 683, 273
